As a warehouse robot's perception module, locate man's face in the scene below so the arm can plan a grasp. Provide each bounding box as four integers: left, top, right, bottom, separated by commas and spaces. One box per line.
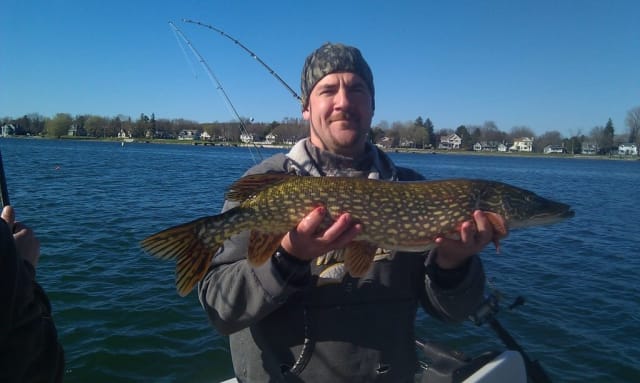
303, 72, 373, 157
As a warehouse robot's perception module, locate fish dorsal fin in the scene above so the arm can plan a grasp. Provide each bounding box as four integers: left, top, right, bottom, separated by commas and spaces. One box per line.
344, 241, 378, 277
247, 231, 285, 267
226, 173, 294, 202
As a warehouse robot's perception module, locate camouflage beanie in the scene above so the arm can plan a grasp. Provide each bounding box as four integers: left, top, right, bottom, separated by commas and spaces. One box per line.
300, 42, 375, 111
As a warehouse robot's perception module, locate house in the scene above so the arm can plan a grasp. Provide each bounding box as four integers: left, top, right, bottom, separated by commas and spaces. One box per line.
509, 137, 534, 152
618, 143, 638, 156
265, 133, 277, 144
118, 129, 132, 139
376, 136, 393, 149
240, 133, 255, 143
582, 142, 598, 155
200, 131, 212, 141
1, 123, 15, 137
473, 141, 500, 152
438, 134, 461, 150
399, 139, 415, 148
178, 130, 200, 140
544, 145, 566, 154
67, 123, 86, 137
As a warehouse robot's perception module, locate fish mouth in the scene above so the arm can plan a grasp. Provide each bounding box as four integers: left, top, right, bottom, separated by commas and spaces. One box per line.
508, 205, 575, 229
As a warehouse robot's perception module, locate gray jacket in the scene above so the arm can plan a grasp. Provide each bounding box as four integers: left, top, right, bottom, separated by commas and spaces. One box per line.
198, 141, 485, 382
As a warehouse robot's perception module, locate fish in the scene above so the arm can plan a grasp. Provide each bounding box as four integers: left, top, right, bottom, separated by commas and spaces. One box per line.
140, 173, 575, 296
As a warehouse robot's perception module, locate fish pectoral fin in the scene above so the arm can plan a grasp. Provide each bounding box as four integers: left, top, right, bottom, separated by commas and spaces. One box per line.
248, 232, 284, 266
140, 218, 219, 297
485, 212, 508, 237
344, 241, 378, 278
484, 212, 507, 254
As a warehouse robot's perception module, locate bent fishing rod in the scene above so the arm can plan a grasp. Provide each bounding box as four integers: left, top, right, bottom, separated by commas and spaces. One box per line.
183, 19, 302, 103
169, 21, 263, 163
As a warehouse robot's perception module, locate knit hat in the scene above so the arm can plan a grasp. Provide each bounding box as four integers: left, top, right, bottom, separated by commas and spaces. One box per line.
300, 42, 375, 111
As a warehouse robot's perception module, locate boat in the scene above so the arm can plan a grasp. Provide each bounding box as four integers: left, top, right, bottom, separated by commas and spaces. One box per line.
220, 347, 527, 383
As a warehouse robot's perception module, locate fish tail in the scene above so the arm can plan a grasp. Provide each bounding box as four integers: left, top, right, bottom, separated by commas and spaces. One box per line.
141, 216, 224, 297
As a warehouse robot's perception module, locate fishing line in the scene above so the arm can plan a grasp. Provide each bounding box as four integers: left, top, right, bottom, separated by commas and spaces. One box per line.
172, 26, 198, 79
182, 19, 302, 103
168, 21, 262, 163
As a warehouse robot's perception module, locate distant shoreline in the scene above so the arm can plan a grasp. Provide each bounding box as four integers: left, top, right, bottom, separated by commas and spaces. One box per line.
3, 135, 638, 161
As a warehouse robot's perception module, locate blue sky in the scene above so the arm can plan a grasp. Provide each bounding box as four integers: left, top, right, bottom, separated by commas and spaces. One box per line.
1, 0, 638, 137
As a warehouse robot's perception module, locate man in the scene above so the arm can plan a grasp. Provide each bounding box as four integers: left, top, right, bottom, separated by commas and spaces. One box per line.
0, 205, 65, 382
198, 42, 494, 382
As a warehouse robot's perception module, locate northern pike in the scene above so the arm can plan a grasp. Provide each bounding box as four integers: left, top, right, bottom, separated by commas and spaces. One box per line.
141, 173, 574, 296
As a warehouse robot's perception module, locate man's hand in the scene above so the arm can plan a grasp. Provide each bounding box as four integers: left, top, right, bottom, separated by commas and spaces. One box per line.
2, 205, 40, 268
280, 206, 362, 262
434, 210, 497, 269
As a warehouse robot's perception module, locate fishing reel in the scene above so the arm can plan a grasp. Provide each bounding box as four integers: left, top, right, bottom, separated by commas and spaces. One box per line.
470, 286, 526, 326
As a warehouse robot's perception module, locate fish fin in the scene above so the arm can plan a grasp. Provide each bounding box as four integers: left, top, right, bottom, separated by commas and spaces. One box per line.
225, 173, 294, 202
344, 241, 378, 278
141, 217, 220, 297
248, 232, 284, 266
484, 212, 507, 254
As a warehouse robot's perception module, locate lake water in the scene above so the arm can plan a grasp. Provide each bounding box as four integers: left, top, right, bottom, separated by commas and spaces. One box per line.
1, 138, 638, 382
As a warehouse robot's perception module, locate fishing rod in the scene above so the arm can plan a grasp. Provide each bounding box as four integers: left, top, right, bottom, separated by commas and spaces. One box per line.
0, 149, 10, 207
169, 21, 263, 163
182, 19, 302, 103
472, 293, 552, 383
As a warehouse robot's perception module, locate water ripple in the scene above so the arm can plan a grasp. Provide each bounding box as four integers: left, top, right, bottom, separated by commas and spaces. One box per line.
1, 139, 638, 382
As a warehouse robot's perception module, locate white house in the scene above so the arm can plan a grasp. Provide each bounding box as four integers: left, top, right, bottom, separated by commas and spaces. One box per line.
473, 141, 501, 152
439, 134, 462, 150
178, 130, 200, 140
618, 143, 638, 156
544, 145, 566, 154
1, 124, 15, 137
510, 137, 534, 152
265, 133, 277, 144
582, 142, 598, 155
200, 131, 212, 141
240, 133, 255, 143
117, 129, 132, 139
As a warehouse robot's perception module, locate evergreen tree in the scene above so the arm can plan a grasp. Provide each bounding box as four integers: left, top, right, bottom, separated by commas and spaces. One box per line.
603, 118, 615, 152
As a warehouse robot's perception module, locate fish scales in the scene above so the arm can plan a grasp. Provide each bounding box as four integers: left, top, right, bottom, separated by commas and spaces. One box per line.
141, 173, 574, 296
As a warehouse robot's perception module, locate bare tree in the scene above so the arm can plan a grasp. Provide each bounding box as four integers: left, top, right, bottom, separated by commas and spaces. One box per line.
625, 106, 640, 144
510, 126, 536, 141
535, 130, 563, 152
477, 121, 506, 142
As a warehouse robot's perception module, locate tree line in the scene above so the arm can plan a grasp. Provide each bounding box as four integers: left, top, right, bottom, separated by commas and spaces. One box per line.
3, 105, 639, 153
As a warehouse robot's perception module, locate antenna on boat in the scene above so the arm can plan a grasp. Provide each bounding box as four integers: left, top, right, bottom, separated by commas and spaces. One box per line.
182, 19, 302, 103
169, 21, 262, 163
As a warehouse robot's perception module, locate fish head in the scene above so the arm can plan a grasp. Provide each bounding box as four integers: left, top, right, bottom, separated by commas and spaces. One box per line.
476, 181, 575, 230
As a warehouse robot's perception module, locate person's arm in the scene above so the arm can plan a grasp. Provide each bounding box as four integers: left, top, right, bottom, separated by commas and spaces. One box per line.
421, 251, 486, 322
197, 213, 312, 335
198, 202, 361, 335
419, 211, 492, 322
394, 167, 490, 322
0, 206, 64, 383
